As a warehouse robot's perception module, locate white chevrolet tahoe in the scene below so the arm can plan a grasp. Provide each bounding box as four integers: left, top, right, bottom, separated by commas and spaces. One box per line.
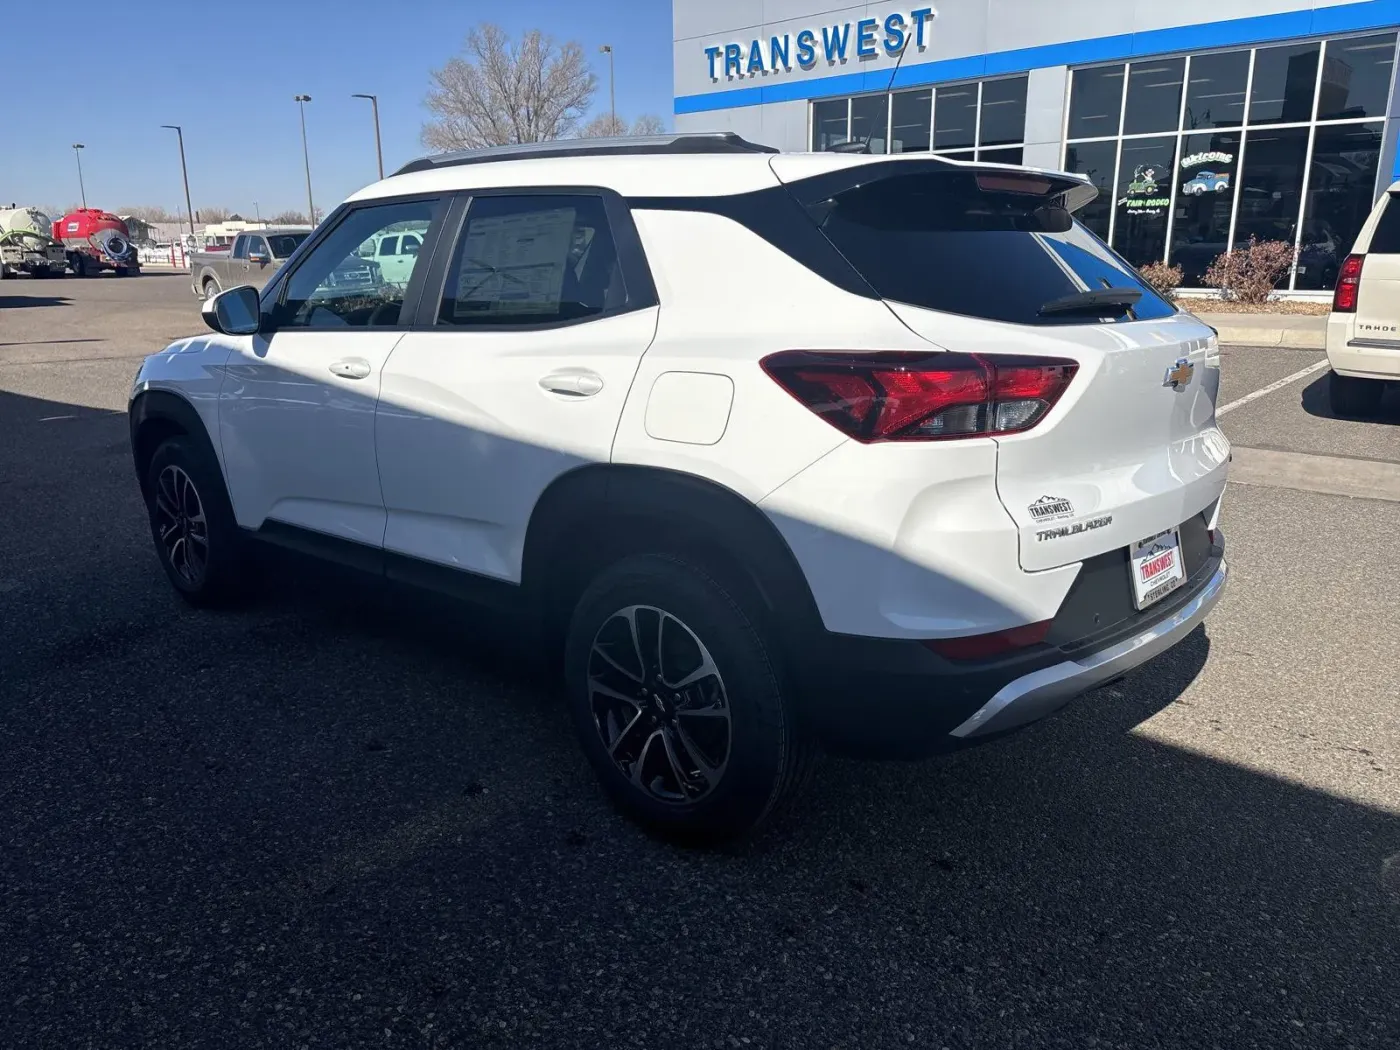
1325, 179, 1400, 416
129, 134, 1229, 842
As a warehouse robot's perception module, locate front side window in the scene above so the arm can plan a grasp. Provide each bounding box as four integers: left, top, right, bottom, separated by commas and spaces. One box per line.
277, 198, 442, 329
437, 195, 624, 327
378, 236, 399, 257
246, 237, 268, 258
231, 234, 248, 260
267, 233, 307, 258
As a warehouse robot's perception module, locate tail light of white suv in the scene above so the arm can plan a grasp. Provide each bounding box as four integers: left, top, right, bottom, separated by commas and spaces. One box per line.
761, 351, 1078, 442
1332, 253, 1364, 312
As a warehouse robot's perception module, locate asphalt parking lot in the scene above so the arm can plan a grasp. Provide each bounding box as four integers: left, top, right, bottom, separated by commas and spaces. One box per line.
3, 273, 1399, 1049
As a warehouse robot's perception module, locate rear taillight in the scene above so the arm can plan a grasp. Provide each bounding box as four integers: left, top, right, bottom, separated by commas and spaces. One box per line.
922, 620, 1052, 661
761, 351, 1077, 442
1333, 254, 1364, 312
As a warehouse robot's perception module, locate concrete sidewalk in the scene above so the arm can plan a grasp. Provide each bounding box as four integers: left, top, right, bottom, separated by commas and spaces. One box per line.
1189, 310, 1327, 349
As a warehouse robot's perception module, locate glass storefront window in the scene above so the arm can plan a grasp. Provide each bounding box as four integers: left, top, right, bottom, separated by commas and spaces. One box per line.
1317, 34, 1397, 121
1068, 65, 1126, 139
934, 83, 978, 149
1064, 140, 1118, 241
890, 89, 932, 153
1233, 126, 1310, 249
978, 146, 1024, 165
979, 76, 1028, 147
1113, 136, 1178, 266
1297, 121, 1384, 289
1249, 42, 1321, 124
812, 99, 848, 151
1172, 131, 1242, 286
851, 95, 889, 153
1124, 58, 1185, 135
1184, 50, 1250, 130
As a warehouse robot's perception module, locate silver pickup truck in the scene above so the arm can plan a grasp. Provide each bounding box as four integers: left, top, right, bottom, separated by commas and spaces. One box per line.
189, 227, 311, 299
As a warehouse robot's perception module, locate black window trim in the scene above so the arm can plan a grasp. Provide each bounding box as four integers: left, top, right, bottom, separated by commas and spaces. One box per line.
406, 184, 660, 333
257, 190, 452, 333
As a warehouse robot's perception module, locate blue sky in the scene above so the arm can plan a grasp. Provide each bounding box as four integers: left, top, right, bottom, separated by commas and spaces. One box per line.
5, 0, 673, 219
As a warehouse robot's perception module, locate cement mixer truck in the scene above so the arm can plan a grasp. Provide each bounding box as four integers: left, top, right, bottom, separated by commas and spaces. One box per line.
0, 207, 68, 278
51, 208, 140, 277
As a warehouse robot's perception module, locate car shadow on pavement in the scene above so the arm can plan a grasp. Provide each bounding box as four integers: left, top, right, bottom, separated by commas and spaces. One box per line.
3, 383, 1398, 1049
1300, 372, 1400, 423
0, 292, 72, 309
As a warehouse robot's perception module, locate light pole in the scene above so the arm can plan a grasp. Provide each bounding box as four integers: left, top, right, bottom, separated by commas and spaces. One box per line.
160, 125, 196, 241
71, 143, 87, 208
351, 93, 384, 180
253, 201, 261, 221
599, 45, 615, 131
293, 94, 315, 224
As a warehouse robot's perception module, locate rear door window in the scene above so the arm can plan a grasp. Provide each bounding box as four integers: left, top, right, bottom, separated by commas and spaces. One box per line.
813, 170, 1174, 325
1368, 195, 1400, 253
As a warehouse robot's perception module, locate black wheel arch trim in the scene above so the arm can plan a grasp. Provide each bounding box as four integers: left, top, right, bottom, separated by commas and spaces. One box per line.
128, 389, 224, 496
521, 463, 828, 651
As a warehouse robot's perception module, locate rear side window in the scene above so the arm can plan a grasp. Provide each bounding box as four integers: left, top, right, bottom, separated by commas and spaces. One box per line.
437, 194, 625, 327
1368, 195, 1400, 254
814, 171, 1174, 325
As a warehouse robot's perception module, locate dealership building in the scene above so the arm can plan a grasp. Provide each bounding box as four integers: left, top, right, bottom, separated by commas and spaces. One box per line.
673, 1, 1400, 292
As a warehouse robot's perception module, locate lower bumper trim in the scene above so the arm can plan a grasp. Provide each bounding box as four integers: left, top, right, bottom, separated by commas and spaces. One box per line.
950, 559, 1229, 739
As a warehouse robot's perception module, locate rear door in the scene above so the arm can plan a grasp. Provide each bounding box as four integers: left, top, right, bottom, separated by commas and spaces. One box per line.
375, 189, 659, 583
772, 157, 1228, 572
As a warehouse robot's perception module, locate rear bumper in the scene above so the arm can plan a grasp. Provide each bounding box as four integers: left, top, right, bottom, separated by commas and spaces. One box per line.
1327, 340, 1400, 380
949, 558, 1226, 739
800, 524, 1227, 759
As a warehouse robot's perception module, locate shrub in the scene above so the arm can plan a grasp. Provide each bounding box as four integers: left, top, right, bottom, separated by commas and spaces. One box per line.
1138, 261, 1183, 303
1203, 237, 1295, 303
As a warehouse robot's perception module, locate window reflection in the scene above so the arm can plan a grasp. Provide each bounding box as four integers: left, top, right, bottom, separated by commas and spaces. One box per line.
1124, 59, 1185, 135
1233, 126, 1310, 249
851, 95, 889, 153
934, 83, 978, 150
1297, 121, 1383, 289
1184, 51, 1250, 129
812, 99, 848, 151
1171, 132, 1241, 286
1249, 43, 1321, 124
979, 76, 1028, 146
891, 89, 932, 152
1113, 136, 1178, 266
1068, 65, 1125, 139
1318, 34, 1397, 120
1064, 140, 1118, 241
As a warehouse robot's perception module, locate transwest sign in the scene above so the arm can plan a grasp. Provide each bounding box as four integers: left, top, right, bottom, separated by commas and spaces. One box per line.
704, 9, 936, 81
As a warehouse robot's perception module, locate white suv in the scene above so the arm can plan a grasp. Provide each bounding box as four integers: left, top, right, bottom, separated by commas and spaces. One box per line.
129, 134, 1230, 842
1325, 179, 1400, 416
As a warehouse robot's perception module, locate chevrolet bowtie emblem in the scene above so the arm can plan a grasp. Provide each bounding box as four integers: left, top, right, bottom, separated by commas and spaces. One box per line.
1164, 358, 1194, 388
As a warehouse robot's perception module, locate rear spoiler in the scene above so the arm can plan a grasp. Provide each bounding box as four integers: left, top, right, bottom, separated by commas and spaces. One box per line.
780, 156, 1100, 215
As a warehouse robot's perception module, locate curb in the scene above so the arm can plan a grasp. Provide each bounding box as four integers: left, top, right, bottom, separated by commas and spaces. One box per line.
1209, 324, 1326, 349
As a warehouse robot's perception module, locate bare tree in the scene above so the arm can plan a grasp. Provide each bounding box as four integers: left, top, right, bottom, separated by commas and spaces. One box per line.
196, 206, 233, 223
578, 113, 668, 138
118, 205, 180, 223
271, 210, 309, 225
422, 23, 596, 150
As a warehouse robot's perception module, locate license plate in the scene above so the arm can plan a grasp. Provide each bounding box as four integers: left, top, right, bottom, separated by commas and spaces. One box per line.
1129, 527, 1186, 610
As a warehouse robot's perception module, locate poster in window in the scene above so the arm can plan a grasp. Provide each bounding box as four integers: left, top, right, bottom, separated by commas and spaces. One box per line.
1113, 136, 1177, 267
454, 207, 576, 318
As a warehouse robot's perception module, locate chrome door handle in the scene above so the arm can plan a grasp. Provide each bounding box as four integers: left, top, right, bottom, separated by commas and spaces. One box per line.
539, 370, 604, 397
329, 358, 371, 380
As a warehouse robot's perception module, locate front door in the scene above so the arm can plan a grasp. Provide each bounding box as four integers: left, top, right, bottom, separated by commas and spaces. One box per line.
218, 196, 447, 547
376, 190, 658, 583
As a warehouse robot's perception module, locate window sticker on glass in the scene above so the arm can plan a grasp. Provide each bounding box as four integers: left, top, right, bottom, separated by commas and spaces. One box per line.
453, 207, 577, 319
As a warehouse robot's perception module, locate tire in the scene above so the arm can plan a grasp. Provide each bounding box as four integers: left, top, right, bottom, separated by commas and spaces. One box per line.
143, 436, 250, 607
564, 553, 815, 844
70, 254, 85, 277
1329, 370, 1384, 418
115, 266, 130, 277
203, 277, 221, 300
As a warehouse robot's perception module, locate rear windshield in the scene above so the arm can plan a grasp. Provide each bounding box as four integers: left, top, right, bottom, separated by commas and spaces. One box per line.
813, 171, 1174, 326
1368, 194, 1400, 254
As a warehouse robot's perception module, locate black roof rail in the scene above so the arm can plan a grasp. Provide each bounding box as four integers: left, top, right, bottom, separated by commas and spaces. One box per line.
392, 132, 779, 176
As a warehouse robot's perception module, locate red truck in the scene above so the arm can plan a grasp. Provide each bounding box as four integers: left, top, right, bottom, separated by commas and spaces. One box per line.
52, 209, 141, 276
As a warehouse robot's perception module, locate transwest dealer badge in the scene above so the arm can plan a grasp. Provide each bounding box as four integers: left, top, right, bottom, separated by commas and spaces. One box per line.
1028, 495, 1074, 521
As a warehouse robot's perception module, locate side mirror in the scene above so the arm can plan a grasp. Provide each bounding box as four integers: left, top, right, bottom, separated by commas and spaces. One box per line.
249, 250, 270, 264
202, 285, 262, 335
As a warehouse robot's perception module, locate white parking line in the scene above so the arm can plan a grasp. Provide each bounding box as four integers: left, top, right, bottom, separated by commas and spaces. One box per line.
1216, 359, 1330, 417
